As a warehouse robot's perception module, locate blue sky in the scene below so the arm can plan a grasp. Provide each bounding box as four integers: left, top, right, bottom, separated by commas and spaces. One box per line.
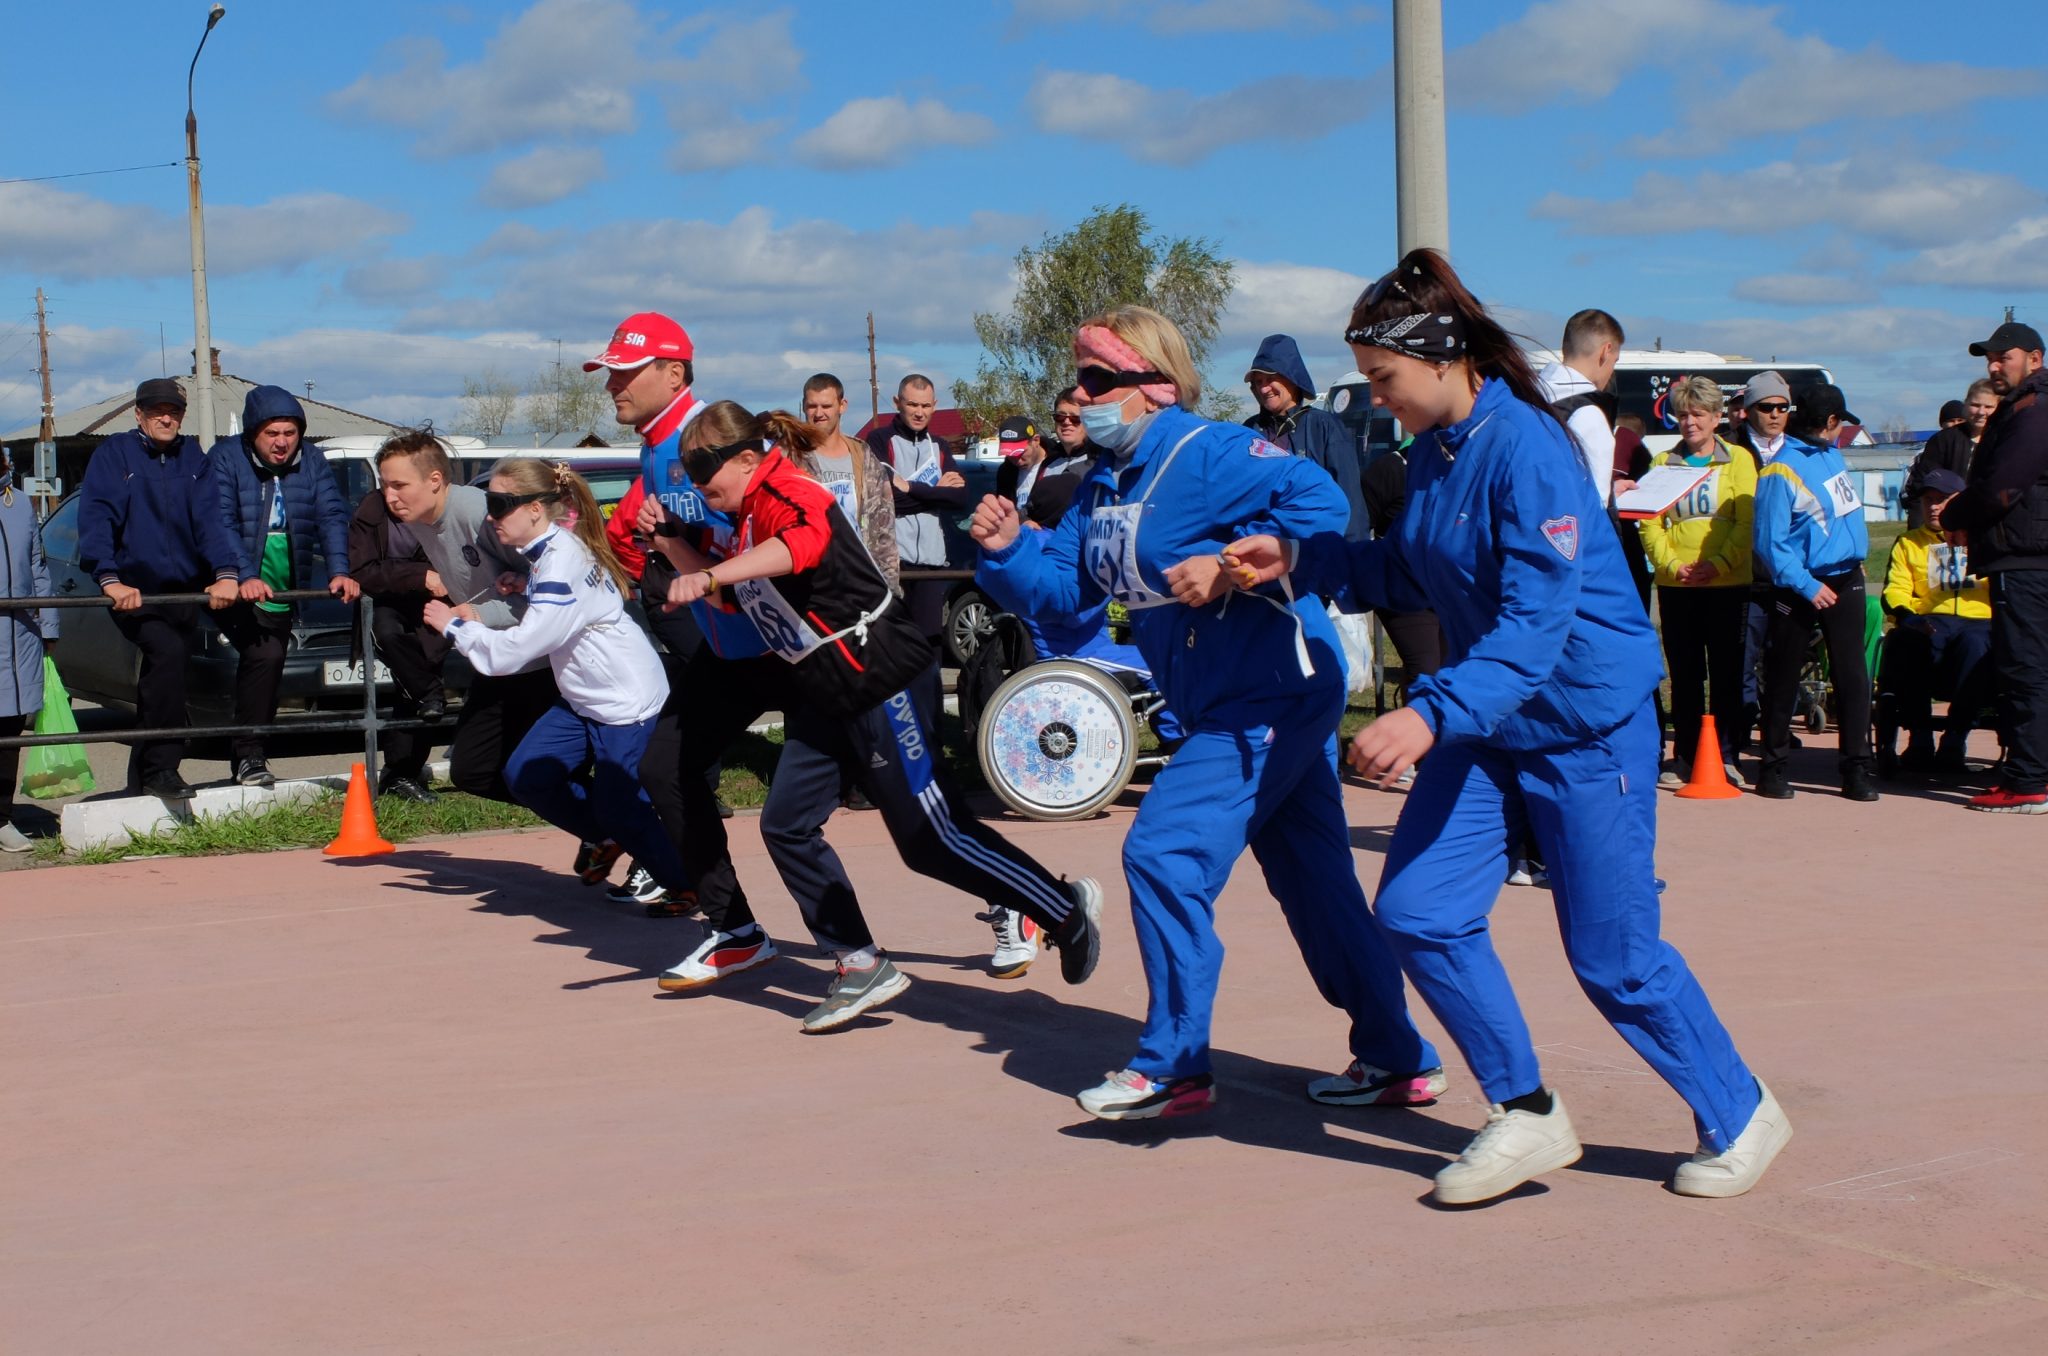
4, 0, 2045, 442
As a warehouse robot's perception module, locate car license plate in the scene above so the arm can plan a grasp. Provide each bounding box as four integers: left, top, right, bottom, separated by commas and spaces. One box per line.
323, 660, 393, 686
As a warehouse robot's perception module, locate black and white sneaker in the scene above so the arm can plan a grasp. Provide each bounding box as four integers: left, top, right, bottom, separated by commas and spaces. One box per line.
234, 759, 275, 788
606, 862, 667, 905
1050, 877, 1104, 985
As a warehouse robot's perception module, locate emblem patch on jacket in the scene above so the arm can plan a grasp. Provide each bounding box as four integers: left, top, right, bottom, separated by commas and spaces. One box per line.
1246, 438, 1288, 459
1540, 516, 1578, 560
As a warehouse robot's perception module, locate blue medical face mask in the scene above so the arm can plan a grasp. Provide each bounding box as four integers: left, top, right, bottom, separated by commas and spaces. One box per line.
1080, 396, 1144, 451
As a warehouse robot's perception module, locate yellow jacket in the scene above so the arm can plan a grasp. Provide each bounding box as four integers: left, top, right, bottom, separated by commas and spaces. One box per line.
1883, 526, 1991, 620
1636, 438, 1756, 588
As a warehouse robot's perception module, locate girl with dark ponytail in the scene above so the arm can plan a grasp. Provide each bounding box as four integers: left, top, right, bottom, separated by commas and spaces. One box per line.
1225, 250, 1791, 1206
645, 402, 1103, 1032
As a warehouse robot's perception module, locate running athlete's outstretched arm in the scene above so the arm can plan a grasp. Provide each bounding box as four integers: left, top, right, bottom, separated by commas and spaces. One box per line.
434, 572, 584, 677
1399, 450, 1585, 744
974, 490, 1098, 620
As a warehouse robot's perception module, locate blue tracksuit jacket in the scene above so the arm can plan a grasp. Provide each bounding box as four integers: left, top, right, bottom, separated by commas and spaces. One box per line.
639, 410, 769, 660
77, 428, 241, 593
977, 405, 1348, 728
1753, 436, 1869, 599
209, 385, 352, 589
1295, 377, 1662, 751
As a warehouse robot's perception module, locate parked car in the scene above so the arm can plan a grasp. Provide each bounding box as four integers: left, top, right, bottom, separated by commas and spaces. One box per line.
934, 457, 1005, 665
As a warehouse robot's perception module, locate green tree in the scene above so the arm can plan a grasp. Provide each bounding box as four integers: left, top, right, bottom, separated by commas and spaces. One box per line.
523, 364, 611, 443
954, 204, 1235, 438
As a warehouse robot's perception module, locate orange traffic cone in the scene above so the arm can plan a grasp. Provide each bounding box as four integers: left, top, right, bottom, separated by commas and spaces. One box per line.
325, 762, 396, 856
1674, 715, 1742, 800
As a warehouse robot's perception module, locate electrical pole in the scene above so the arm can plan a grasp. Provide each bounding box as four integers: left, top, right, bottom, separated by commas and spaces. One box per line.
1392, 0, 1450, 258
866, 311, 880, 428
34, 289, 56, 511
185, 5, 227, 448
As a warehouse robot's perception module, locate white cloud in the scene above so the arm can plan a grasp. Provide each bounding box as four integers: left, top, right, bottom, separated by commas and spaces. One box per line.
1221, 261, 1371, 342
1638, 38, 2046, 154
1728, 272, 1876, 306
341, 257, 453, 304
1449, 0, 1755, 113
1008, 0, 1359, 32
1890, 216, 2048, 291
0, 183, 406, 282
792, 97, 996, 171
478, 145, 608, 208
328, 0, 647, 158
1029, 70, 1379, 165
668, 102, 790, 173
1531, 158, 2041, 250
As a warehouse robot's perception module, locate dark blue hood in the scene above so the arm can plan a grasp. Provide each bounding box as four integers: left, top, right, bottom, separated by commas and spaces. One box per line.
239, 385, 307, 477
1246, 334, 1316, 400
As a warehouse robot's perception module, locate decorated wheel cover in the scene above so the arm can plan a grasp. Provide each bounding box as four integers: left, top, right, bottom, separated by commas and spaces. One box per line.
977, 660, 1139, 820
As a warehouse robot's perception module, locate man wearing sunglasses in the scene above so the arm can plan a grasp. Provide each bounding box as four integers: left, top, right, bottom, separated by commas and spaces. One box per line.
1730, 371, 1797, 753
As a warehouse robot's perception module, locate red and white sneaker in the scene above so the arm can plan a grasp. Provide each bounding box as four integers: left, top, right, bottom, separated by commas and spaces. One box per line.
980, 907, 1040, 978
657, 927, 777, 991
573, 839, 624, 885
1076, 1069, 1216, 1121
1306, 1060, 1448, 1107
1968, 786, 2048, 814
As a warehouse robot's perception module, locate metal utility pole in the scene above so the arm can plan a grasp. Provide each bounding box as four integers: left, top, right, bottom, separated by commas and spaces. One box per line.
185, 4, 227, 448
33, 289, 56, 510
1392, 0, 1450, 258
866, 312, 880, 426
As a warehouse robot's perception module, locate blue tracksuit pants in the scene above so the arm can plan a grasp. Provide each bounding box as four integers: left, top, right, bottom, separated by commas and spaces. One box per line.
1373, 700, 1760, 1153
1124, 692, 1439, 1082
505, 703, 691, 895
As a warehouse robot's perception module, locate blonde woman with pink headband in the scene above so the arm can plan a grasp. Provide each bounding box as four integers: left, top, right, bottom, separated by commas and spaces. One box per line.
972, 305, 1444, 1121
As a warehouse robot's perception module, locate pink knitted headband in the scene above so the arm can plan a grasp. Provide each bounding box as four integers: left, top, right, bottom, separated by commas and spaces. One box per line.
1075, 325, 1179, 407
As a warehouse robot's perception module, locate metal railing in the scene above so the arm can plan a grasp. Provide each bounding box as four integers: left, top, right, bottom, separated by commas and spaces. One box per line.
0, 589, 426, 778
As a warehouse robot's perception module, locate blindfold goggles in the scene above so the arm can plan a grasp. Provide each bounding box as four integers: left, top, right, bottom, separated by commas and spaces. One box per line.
683, 437, 765, 487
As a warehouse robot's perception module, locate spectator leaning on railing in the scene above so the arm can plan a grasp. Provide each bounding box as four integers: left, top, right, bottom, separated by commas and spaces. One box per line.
1940, 320, 2048, 814
209, 385, 358, 789
76, 377, 241, 800
1, 443, 56, 852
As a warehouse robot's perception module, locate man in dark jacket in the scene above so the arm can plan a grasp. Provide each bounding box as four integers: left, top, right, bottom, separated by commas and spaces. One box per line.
1243, 334, 1370, 540
866, 373, 966, 725
77, 377, 241, 798
210, 385, 357, 786
347, 488, 448, 802
1941, 321, 2048, 813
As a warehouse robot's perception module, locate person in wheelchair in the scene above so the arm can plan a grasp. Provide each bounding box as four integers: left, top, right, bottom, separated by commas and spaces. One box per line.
1878, 469, 1992, 776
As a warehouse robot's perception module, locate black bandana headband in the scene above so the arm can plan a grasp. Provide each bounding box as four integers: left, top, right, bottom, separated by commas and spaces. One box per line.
1344, 312, 1468, 361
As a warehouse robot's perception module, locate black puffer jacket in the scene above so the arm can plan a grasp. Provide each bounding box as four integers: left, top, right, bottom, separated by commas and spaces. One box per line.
1942, 367, 2048, 572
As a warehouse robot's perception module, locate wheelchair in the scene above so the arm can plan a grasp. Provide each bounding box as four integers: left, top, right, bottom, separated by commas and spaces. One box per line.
975, 658, 1173, 820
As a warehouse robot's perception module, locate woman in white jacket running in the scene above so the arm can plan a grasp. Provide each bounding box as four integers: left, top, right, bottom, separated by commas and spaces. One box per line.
425, 458, 691, 896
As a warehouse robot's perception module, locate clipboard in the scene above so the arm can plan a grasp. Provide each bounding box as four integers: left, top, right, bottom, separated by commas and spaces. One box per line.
1615, 464, 1715, 520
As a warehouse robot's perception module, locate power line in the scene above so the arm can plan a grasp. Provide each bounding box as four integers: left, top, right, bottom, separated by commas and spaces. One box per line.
0, 161, 182, 186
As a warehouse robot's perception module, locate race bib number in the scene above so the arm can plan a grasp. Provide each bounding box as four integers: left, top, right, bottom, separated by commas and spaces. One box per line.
823, 475, 859, 519
1083, 502, 1172, 609
1824, 471, 1861, 520
909, 460, 941, 487
1926, 543, 1969, 593
1671, 470, 1720, 522
733, 578, 822, 662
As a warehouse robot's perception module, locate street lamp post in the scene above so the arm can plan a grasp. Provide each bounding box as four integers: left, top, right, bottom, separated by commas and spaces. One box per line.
186, 3, 226, 448
1392, 0, 1450, 257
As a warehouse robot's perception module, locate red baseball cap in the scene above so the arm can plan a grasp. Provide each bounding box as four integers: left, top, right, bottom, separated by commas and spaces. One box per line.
583, 312, 693, 371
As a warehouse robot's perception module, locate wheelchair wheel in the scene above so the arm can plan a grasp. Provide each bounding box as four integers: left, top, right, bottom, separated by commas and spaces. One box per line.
977, 660, 1139, 820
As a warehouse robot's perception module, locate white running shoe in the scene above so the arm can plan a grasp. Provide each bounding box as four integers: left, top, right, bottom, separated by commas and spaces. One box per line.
979, 907, 1040, 978
1505, 859, 1550, 888
657, 927, 777, 991
1076, 1069, 1216, 1121
1306, 1060, 1448, 1107
1433, 1092, 1583, 1205
1671, 1080, 1792, 1198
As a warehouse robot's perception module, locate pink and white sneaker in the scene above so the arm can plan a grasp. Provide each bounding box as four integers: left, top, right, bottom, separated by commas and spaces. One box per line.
1076, 1069, 1216, 1121
1306, 1060, 1448, 1107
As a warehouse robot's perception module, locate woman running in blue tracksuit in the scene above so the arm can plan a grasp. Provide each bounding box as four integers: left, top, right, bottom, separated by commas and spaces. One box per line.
1226, 251, 1791, 1204
975, 305, 1442, 1121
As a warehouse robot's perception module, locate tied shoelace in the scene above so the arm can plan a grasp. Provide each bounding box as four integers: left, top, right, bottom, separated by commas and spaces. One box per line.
1459, 1105, 1523, 1160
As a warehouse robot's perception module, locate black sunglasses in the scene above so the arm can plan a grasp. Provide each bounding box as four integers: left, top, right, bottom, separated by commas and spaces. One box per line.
683, 437, 764, 487
1751, 402, 1793, 415
1075, 366, 1168, 399
484, 490, 557, 519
